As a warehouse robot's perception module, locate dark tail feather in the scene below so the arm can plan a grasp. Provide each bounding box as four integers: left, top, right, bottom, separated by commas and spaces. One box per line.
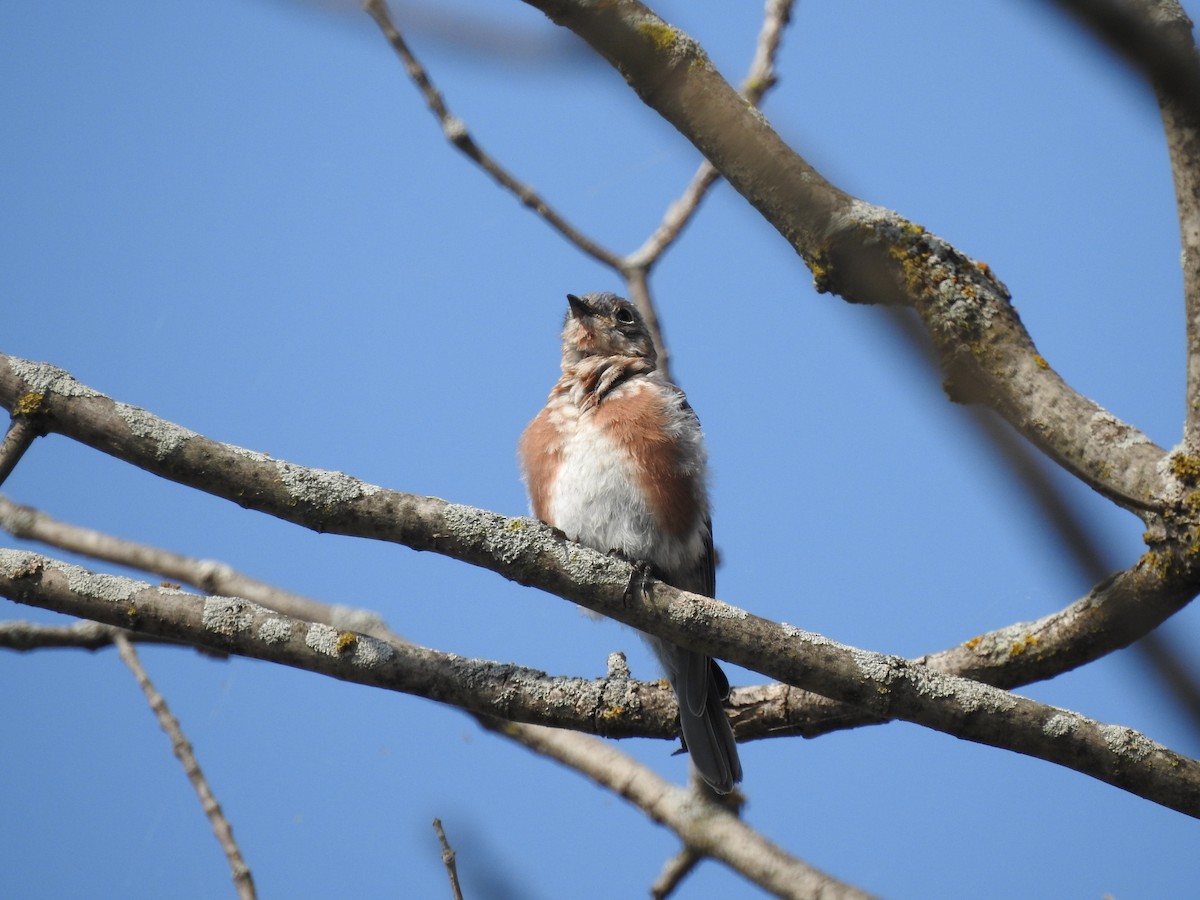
651, 638, 742, 793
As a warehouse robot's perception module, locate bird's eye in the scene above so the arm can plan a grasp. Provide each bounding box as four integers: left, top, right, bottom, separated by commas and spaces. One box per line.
614, 307, 636, 326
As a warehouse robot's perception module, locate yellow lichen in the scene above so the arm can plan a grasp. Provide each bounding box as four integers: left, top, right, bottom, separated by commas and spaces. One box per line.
964, 636, 983, 650
1171, 453, 1200, 486
599, 706, 626, 721
1033, 354, 1049, 370
1009, 634, 1040, 657
809, 253, 831, 293
14, 392, 44, 416
336, 631, 358, 654
638, 21, 678, 53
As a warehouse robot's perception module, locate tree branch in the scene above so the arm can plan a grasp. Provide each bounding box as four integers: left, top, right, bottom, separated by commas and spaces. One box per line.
484, 718, 872, 900
5, 549, 1200, 817
0, 493, 392, 639
620, 0, 795, 382
112, 632, 256, 899
0, 549, 687, 736
0, 415, 39, 488
430, 818, 464, 900
1043, 0, 1200, 449
365, 0, 794, 385
623, 0, 793, 271
1, 355, 1190, 690
363, 0, 624, 271
0, 619, 175, 651
517, 0, 1168, 514
0, 497, 853, 897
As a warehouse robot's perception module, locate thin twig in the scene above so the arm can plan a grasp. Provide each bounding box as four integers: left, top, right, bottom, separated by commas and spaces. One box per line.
432, 818, 465, 900
625, 0, 794, 271
0, 618, 176, 651
1041, 1, 1200, 449
481, 718, 873, 900
363, 0, 795, 387
651, 848, 702, 899
622, 0, 796, 379
0, 417, 39, 488
111, 632, 256, 900
8, 551, 1200, 818
363, 0, 623, 270
0, 493, 392, 640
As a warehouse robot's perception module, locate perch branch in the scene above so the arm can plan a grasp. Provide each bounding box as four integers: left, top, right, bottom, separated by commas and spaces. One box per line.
5, 550, 1200, 817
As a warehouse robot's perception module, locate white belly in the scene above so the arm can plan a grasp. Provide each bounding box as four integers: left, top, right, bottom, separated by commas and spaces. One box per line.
548, 421, 704, 575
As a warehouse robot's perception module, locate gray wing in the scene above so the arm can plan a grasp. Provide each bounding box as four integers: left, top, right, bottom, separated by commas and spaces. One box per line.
651, 516, 741, 792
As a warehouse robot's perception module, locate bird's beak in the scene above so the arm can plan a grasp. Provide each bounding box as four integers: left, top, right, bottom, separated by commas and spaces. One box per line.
566, 293, 593, 319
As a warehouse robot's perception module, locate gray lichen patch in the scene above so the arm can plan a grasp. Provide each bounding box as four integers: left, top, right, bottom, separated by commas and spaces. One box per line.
1097, 723, 1156, 763
778, 622, 806, 639
227, 445, 271, 465
1043, 712, 1082, 738
352, 635, 394, 668
909, 661, 1018, 715
441, 506, 546, 567
62, 562, 145, 604
274, 459, 381, 506
633, 14, 706, 69
667, 591, 745, 626
258, 617, 293, 644
0, 548, 53, 581
115, 403, 198, 459
305, 622, 340, 655
951, 678, 1018, 715
1088, 409, 1153, 452
850, 647, 904, 688
202, 596, 257, 636
8, 358, 104, 399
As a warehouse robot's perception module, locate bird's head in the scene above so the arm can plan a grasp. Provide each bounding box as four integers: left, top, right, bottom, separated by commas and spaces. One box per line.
560, 292, 657, 367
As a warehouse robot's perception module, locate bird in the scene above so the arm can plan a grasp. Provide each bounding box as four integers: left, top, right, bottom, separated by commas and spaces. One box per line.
518, 291, 742, 793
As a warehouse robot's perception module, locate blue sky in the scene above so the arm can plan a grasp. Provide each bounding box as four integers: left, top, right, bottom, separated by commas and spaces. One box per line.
3, 1, 1199, 897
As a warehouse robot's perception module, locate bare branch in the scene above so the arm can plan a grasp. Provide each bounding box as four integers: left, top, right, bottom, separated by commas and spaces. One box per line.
651, 848, 703, 900
364, 0, 794, 387
0, 496, 845, 896
517, 0, 1169, 513
1042, 0, 1200, 115
727, 559, 1196, 740
431, 819, 464, 900
621, 266, 677, 383
481, 718, 873, 900
0, 493, 391, 639
622, 0, 795, 377
111, 631, 256, 899
0, 416, 39, 488
0, 549, 689, 737
0, 619, 174, 651
1044, 0, 1200, 448
878, 310, 1200, 735
5, 550, 1200, 817
363, 0, 624, 270
0, 356, 1187, 692
3, 359, 1199, 813
625, 0, 794, 271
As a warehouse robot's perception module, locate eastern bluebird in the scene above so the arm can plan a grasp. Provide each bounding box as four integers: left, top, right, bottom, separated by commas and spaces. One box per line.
519, 291, 742, 793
